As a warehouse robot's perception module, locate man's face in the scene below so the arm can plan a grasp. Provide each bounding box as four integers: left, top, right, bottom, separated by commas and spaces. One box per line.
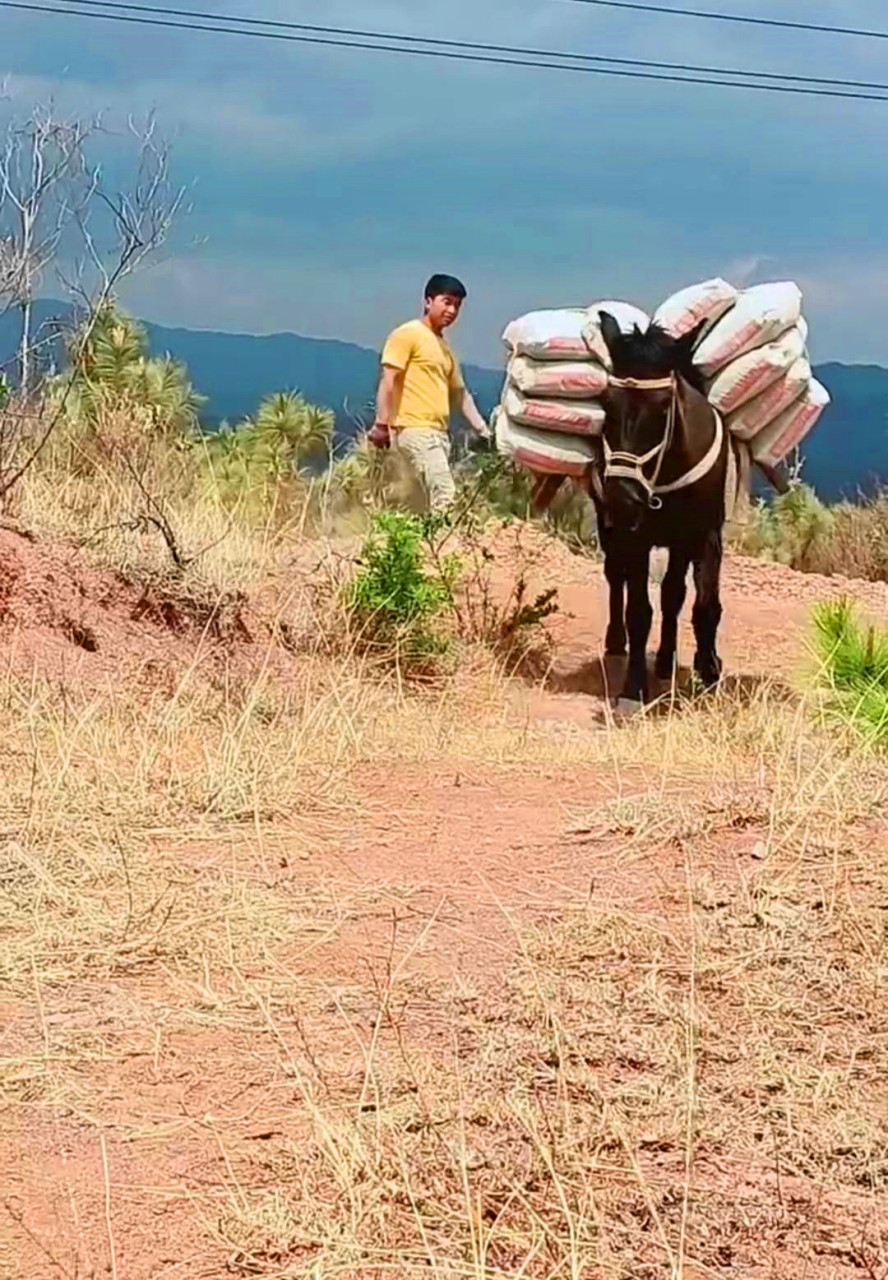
425, 293, 463, 330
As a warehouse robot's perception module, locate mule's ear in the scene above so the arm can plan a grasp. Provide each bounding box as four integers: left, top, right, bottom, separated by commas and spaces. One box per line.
675, 317, 708, 358
598, 310, 623, 356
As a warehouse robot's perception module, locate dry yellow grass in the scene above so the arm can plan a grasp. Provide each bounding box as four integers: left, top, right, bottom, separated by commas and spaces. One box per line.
2, 643, 887, 1277
2, 427, 887, 1278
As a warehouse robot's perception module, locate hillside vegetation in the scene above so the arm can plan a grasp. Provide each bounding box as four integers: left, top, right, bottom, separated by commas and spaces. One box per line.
2, 298, 888, 1280
7, 300, 888, 502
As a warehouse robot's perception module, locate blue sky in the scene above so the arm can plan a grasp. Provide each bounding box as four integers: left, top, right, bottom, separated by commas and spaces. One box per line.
3, 0, 888, 365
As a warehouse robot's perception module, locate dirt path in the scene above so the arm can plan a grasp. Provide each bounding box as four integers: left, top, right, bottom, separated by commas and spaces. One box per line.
3, 534, 887, 1279
7, 749, 883, 1278
529, 543, 886, 694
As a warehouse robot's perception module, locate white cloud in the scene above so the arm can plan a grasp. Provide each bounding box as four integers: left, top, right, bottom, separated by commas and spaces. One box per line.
795, 257, 888, 363
722, 255, 779, 288
1, 71, 403, 167
4, 0, 888, 362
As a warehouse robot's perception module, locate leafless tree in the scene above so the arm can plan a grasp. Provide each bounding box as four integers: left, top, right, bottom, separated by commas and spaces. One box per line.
63, 112, 185, 309
0, 106, 94, 394
786, 446, 805, 488
0, 104, 186, 503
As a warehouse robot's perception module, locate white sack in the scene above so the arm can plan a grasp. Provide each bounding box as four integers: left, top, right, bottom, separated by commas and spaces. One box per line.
694, 282, 803, 376
583, 300, 652, 366
508, 354, 608, 400
708, 324, 807, 415
653, 277, 738, 339
503, 385, 605, 436
726, 357, 811, 442
502, 309, 595, 362
495, 408, 596, 478
750, 379, 831, 467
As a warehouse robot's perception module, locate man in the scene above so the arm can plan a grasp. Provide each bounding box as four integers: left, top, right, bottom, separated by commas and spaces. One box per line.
372, 273, 490, 511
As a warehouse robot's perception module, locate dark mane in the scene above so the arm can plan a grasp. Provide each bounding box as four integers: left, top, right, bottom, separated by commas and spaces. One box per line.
607, 321, 706, 394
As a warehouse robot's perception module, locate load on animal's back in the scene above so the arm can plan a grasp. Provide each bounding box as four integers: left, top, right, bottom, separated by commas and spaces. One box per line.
494, 279, 826, 486
493, 280, 829, 704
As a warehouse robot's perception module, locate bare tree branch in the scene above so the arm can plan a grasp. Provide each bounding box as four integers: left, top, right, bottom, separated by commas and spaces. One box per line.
0, 107, 184, 503
0, 105, 96, 392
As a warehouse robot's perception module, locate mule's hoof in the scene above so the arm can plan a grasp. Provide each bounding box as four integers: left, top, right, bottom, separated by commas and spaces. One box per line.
605, 632, 627, 658
693, 657, 723, 691
614, 697, 644, 720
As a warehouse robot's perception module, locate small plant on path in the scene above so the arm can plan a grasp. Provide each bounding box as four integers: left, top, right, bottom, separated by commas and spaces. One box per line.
344, 509, 461, 670
812, 597, 888, 743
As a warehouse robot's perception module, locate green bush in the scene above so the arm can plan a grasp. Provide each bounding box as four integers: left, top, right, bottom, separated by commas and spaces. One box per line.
344, 510, 461, 668
735, 483, 888, 586
812, 598, 888, 744
200, 390, 334, 515
737, 484, 834, 568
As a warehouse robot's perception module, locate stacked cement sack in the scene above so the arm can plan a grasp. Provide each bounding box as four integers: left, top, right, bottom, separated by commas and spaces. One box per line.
658, 280, 830, 469
495, 279, 830, 477
495, 302, 648, 477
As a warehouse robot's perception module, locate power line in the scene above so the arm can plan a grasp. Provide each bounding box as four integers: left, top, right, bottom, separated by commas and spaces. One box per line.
5, 0, 888, 102
42, 0, 888, 94
555, 0, 888, 43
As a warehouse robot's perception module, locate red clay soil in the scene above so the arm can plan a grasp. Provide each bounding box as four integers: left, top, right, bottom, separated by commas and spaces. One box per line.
2, 525, 888, 1279
0, 525, 270, 690
472, 521, 888, 693
1, 519, 885, 692
5, 760, 884, 1279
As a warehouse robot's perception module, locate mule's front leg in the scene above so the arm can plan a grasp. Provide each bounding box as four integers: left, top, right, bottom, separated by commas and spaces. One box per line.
692, 531, 724, 688
601, 528, 627, 657
623, 549, 653, 702
656, 550, 690, 680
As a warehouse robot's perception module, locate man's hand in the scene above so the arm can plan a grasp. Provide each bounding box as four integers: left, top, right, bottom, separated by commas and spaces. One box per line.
376, 366, 403, 445
368, 421, 391, 449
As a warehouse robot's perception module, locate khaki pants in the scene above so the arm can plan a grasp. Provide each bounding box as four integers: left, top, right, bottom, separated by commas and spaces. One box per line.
394, 428, 455, 512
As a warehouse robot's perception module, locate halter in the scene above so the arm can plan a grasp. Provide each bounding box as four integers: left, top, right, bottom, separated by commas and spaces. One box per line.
602, 374, 723, 510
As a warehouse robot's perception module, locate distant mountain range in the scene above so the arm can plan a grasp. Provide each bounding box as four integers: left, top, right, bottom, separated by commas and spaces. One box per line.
2, 300, 885, 501
0, 297, 501, 442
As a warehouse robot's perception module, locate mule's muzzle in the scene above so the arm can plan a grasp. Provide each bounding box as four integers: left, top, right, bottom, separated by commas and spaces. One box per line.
603, 476, 648, 533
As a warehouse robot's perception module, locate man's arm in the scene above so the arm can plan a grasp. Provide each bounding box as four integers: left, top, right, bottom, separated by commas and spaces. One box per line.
455, 386, 491, 439
376, 365, 404, 427
376, 325, 412, 431
449, 357, 489, 439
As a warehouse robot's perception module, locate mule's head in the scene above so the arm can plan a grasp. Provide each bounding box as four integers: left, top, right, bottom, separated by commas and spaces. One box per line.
598, 312, 705, 532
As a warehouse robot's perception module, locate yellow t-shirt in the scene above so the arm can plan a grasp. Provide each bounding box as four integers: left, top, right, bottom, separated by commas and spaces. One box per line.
381, 319, 464, 432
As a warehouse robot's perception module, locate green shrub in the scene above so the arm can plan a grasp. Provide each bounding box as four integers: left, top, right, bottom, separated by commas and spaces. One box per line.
735, 483, 888, 586
812, 598, 888, 744
344, 510, 461, 668
737, 484, 833, 568
199, 390, 334, 518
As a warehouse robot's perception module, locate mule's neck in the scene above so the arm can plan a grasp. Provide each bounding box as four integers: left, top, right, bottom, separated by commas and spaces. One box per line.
656, 377, 713, 484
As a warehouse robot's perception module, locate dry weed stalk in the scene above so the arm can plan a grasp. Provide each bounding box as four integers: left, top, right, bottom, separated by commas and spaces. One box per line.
1, 645, 886, 1276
